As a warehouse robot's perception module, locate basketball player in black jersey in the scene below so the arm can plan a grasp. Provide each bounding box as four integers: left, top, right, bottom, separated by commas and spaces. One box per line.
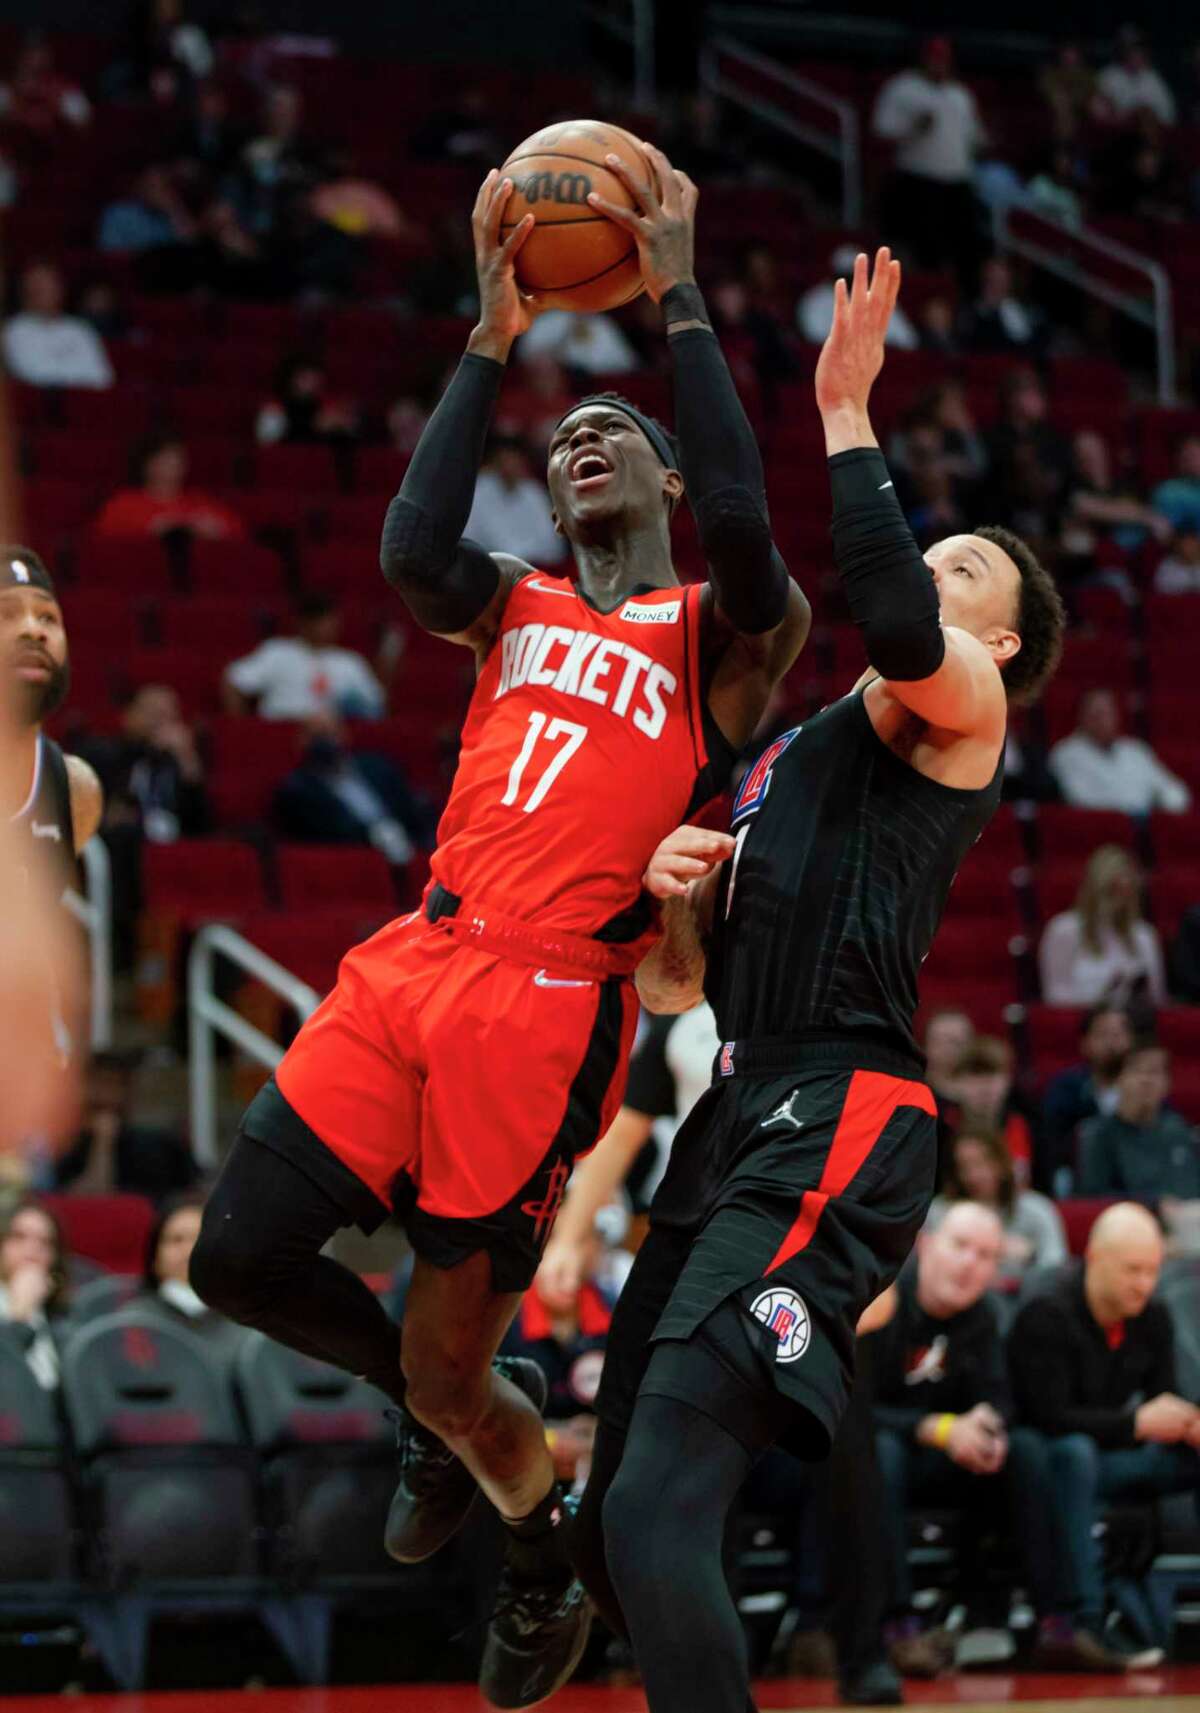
555, 252, 1067, 1713
2, 549, 103, 1076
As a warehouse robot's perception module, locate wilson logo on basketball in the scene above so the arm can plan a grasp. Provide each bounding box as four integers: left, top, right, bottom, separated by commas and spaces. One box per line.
512, 170, 592, 207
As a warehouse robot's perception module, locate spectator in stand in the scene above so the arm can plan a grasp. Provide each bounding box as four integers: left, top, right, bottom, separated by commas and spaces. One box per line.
3, 261, 113, 391
77, 280, 132, 343
1098, 118, 1187, 222
409, 87, 502, 168
311, 149, 418, 243
923, 1007, 975, 1111
891, 418, 969, 546
927, 1123, 1068, 1285
225, 84, 320, 249
1059, 432, 1169, 586
92, 434, 246, 541
1039, 845, 1167, 1010
948, 1035, 1038, 1188
916, 294, 961, 355
53, 1050, 198, 1202
494, 353, 572, 456
868, 1203, 1089, 1675
170, 81, 244, 183
959, 256, 1047, 356
872, 35, 985, 285
0, 1198, 70, 1390
385, 393, 431, 458
1079, 1043, 1200, 1206
1095, 26, 1176, 128
464, 433, 566, 566
224, 592, 387, 720
981, 368, 1072, 545
255, 355, 360, 446
138, 0, 214, 105
1043, 1005, 1135, 1194
1038, 41, 1099, 145
798, 245, 919, 349
889, 381, 986, 518
138, 1194, 247, 1367
662, 91, 742, 182
97, 163, 197, 255
518, 309, 640, 377
709, 276, 798, 410
1010, 1203, 1199, 1665
1027, 146, 1086, 231
1150, 435, 1200, 536
0, 34, 91, 135
273, 712, 434, 862
1154, 525, 1200, 594
1049, 687, 1190, 814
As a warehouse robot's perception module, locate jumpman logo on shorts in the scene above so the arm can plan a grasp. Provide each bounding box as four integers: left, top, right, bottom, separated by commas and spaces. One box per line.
760, 1090, 804, 1132
521, 1157, 571, 1246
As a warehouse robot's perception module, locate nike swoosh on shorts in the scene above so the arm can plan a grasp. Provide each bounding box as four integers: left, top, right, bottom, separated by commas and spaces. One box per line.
533, 968, 595, 989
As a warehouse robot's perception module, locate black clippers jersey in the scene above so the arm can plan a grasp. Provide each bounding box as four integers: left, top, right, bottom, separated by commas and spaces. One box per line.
708, 688, 1002, 1063
11, 734, 78, 896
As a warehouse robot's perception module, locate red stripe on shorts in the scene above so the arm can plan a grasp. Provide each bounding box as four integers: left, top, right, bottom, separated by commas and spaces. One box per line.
765, 1069, 936, 1275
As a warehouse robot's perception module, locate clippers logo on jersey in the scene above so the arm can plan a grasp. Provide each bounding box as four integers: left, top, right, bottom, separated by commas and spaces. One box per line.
619, 599, 681, 625
494, 621, 679, 740
731, 727, 802, 827
719, 1041, 735, 1077
750, 1287, 811, 1364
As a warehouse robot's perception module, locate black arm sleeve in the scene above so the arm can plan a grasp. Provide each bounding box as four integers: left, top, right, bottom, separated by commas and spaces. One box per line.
663, 283, 789, 635
379, 351, 506, 634
828, 446, 946, 681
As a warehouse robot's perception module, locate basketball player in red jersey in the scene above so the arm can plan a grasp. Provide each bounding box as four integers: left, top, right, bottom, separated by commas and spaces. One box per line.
191, 144, 809, 1708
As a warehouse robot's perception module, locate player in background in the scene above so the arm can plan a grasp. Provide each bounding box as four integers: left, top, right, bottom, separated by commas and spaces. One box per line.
191, 145, 810, 1709
556, 250, 1066, 1713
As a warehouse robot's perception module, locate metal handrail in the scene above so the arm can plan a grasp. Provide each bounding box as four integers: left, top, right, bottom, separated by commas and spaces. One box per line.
994, 201, 1176, 406
699, 33, 862, 227
63, 836, 113, 1051
582, 0, 655, 109
187, 922, 320, 1169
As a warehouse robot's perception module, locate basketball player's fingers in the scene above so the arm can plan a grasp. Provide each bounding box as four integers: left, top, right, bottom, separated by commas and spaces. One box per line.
603, 151, 656, 214
831, 274, 850, 333
641, 141, 680, 212
484, 175, 515, 245
586, 191, 646, 234
472, 167, 499, 224
499, 211, 535, 261
676, 170, 700, 215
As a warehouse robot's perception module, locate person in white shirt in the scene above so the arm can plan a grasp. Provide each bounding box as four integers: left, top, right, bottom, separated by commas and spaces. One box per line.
1039, 844, 1167, 1008
872, 36, 985, 282
1096, 27, 1176, 128
464, 434, 566, 566
223, 592, 387, 721
518, 309, 640, 376
2, 261, 113, 391
798, 245, 919, 349
1154, 527, 1200, 595
1049, 686, 1190, 815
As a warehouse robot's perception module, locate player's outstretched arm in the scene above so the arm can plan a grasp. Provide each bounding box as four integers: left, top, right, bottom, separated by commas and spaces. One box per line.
816, 249, 1005, 742
592, 143, 810, 745
380, 170, 543, 655
537, 1105, 655, 1300
635, 825, 733, 1013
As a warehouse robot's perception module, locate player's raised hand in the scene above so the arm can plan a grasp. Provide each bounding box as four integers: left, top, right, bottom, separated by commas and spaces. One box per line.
643, 824, 736, 899
469, 170, 543, 355
814, 247, 902, 420
587, 141, 699, 303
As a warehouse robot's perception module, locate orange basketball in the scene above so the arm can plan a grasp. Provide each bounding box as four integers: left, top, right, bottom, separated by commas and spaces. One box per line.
500, 119, 649, 314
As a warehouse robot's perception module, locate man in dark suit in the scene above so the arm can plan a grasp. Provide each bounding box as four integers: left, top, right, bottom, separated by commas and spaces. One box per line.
273, 713, 434, 861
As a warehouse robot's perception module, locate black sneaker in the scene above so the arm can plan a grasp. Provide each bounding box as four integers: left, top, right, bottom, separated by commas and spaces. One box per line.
479, 1562, 593, 1709
383, 1356, 548, 1564
838, 1658, 904, 1705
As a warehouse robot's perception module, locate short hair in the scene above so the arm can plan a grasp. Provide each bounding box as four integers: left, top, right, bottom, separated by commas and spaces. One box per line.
953, 1034, 1012, 1078
1120, 1039, 1168, 1071
973, 523, 1065, 706
295, 590, 337, 622
1081, 1001, 1129, 1038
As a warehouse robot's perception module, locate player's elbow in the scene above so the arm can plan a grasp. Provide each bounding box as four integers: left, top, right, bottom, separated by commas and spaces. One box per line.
863, 616, 946, 684
635, 973, 704, 1015
696, 490, 788, 635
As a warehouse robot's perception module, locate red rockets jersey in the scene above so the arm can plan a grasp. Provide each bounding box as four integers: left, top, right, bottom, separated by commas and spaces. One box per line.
430, 571, 719, 936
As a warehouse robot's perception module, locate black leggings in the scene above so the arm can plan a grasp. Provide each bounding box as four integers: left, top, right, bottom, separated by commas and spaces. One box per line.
189, 1132, 407, 1407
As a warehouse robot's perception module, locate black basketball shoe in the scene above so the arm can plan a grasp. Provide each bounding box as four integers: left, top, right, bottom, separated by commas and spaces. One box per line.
383, 1355, 548, 1563
479, 1561, 593, 1709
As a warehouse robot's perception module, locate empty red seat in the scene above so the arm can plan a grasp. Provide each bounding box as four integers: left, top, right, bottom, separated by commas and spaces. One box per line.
253, 444, 343, 496
238, 908, 390, 996
156, 597, 279, 654
40, 1193, 155, 1273
209, 715, 304, 778
276, 844, 399, 912
186, 537, 287, 597
1034, 805, 1141, 863
74, 536, 173, 594
143, 839, 267, 922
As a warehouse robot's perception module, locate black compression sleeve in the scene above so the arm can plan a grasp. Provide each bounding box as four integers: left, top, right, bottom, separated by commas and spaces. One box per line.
663, 284, 789, 635
379, 351, 505, 633
829, 446, 945, 681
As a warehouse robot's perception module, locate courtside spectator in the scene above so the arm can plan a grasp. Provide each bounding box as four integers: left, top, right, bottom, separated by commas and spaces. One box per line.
1154, 525, 1200, 593
3, 261, 113, 390
53, 1050, 198, 1201
139, 1195, 247, 1367
518, 309, 640, 376
0, 34, 90, 134
947, 1035, 1038, 1187
0, 1198, 70, 1390
464, 434, 565, 566
255, 355, 360, 445
960, 256, 1047, 356
923, 1007, 975, 1109
1039, 845, 1167, 1008
1096, 26, 1176, 127
1010, 1203, 1199, 1663
798, 245, 919, 348
1151, 435, 1200, 536
872, 35, 984, 283
93, 434, 246, 541
928, 1125, 1068, 1284
274, 713, 433, 861
224, 592, 387, 720
1079, 1043, 1200, 1206
1043, 1006, 1134, 1192
86, 682, 209, 844
1049, 687, 1190, 813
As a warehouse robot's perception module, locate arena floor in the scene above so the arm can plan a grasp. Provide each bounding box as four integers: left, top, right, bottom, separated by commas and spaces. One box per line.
3, 1674, 1199, 1712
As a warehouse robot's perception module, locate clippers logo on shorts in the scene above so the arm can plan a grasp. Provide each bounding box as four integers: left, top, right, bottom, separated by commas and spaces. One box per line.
719, 1041, 735, 1077
521, 1157, 571, 1247
750, 1287, 811, 1364
619, 599, 681, 625
731, 727, 802, 827
494, 621, 679, 739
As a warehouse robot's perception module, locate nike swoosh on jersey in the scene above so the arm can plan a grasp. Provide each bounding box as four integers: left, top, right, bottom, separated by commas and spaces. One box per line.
532, 968, 595, 989
526, 579, 578, 598
877, 480, 894, 491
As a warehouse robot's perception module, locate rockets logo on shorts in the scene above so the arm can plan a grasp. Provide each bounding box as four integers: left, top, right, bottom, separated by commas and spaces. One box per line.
731, 727, 802, 827
750, 1287, 811, 1364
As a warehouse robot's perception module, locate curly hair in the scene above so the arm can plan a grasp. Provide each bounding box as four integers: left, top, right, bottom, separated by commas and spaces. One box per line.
972, 523, 1065, 707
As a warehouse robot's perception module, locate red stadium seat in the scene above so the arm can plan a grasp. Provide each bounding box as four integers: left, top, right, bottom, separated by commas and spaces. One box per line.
156, 596, 279, 654
209, 715, 305, 778
237, 907, 391, 996
40, 1193, 155, 1273
253, 443, 344, 496
122, 648, 223, 714
1058, 1198, 1119, 1257
1034, 805, 1141, 863
275, 844, 399, 912
142, 839, 267, 923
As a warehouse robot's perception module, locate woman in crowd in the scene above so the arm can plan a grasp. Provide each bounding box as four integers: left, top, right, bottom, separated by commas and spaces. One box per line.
139, 1193, 244, 1366
1039, 844, 1167, 1008
927, 1124, 1068, 1286
0, 1198, 71, 1388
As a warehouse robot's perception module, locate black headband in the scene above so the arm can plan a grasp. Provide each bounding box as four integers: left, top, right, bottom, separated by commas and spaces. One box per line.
0, 550, 56, 599
555, 397, 678, 471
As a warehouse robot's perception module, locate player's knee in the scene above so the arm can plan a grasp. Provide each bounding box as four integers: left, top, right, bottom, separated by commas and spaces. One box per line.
602, 1462, 666, 1602
187, 1213, 269, 1323
402, 1357, 489, 1444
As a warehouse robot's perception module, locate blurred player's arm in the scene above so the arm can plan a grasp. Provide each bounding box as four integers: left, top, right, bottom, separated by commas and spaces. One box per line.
65, 755, 103, 851
380, 170, 543, 657
538, 1105, 656, 1301
817, 249, 1006, 743
635, 826, 733, 1013
591, 143, 810, 746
